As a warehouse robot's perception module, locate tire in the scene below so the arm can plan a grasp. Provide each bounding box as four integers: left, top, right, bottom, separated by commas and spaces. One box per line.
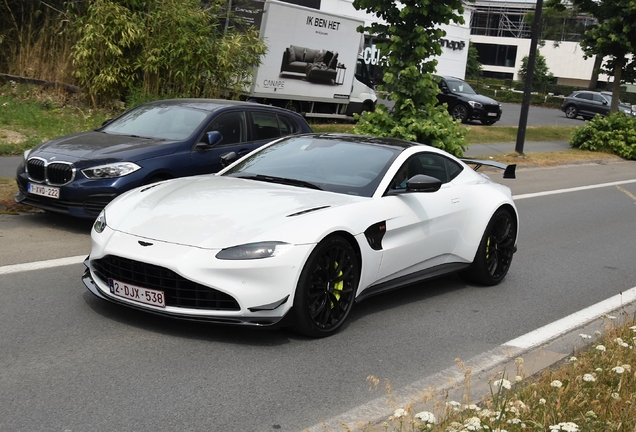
292, 236, 359, 338
460, 208, 517, 286
564, 105, 578, 119
451, 104, 469, 123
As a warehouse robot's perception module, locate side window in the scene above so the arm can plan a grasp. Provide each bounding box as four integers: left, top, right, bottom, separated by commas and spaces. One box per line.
391, 153, 463, 189
592, 94, 606, 103
278, 115, 298, 136
575, 93, 593, 101
250, 111, 281, 141
207, 111, 246, 146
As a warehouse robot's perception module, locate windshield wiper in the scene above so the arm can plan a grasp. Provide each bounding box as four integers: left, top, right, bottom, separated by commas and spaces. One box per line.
237, 174, 322, 190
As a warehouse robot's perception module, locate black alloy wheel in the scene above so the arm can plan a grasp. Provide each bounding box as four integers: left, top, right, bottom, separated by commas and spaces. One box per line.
460, 208, 517, 286
292, 236, 359, 337
564, 105, 578, 119
451, 104, 469, 123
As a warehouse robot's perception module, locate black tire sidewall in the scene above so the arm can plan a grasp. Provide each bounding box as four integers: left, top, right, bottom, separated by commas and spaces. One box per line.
292, 236, 359, 338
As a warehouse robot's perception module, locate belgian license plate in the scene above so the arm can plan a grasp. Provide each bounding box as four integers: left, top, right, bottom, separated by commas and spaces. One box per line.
28, 183, 60, 199
488, 112, 498, 117
108, 278, 166, 308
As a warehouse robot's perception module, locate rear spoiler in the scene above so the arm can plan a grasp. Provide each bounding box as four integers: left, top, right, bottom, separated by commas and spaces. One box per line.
460, 158, 516, 179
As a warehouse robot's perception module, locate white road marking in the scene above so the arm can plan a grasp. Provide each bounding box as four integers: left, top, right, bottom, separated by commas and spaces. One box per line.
514, 178, 636, 200
0, 255, 86, 275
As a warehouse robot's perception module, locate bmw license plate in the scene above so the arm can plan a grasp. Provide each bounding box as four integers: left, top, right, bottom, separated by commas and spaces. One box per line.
28, 182, 60, 199
108, 278, 166, 308
487, 112, 498, 117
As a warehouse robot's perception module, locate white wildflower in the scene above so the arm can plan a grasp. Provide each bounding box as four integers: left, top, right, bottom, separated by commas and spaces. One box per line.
550, 380, 563, 388
569, 356, 578, 362
414, 411, 436, 424
393, 408, 406, 418
549, 422, 579, 431
515, 375, 523, 382
493, 379, 511, 390
583, 374, 596, 382
585, 410, 597, 419
479, 409, 493, 418
579, 333, 591, 339
622, 364, 631, 372
596, 345, 606, 352
629, 325, 636, 332
595, 368, 603, 372
612, 366, 625, 374
611, 392, 620, 400
1, 102, 8, 107
515, 357, 524, 365
539, 398, 547, 405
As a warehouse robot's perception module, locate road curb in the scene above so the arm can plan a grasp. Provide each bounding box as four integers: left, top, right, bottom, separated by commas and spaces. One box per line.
304, 287, 636, 432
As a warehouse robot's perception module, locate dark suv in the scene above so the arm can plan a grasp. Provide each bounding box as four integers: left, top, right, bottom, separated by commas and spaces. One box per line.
561, 90, 635, 119
434, 76, 502, 125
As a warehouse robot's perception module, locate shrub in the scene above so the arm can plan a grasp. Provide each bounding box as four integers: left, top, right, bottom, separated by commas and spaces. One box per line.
570, 113, 636, 160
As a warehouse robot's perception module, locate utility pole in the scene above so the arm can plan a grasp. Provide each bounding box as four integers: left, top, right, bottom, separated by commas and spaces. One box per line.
515, 0, 544, 156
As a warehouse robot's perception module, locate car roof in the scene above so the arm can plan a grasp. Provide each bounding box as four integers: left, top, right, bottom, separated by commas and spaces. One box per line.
301, 132, 432, 151
140, 98, 294, 113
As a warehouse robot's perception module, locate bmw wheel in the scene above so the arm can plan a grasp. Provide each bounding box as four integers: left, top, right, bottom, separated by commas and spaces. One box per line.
292, 236, 359, 338
564, 105, 578, 119
451, 104, 469, 123
460, 208, 517, 286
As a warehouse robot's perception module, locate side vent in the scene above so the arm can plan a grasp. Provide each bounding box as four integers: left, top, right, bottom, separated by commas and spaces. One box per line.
364, 221, 386, 251
287, 205, 330, 217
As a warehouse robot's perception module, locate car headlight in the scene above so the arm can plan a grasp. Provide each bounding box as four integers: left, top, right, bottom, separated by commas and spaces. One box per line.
94, 210, 107, 233
23, 148, 32, 161
216, 241, 292, 260
82, 162, 141, 179
468, 101, 483, 109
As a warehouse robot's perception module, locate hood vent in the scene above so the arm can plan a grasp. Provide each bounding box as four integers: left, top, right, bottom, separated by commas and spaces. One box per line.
286, 205, 330, 217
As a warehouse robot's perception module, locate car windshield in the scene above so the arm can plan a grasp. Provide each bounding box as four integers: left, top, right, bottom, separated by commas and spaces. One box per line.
446, 79, 477, 95
223, 135, 401, 197
102, 104, 208, 140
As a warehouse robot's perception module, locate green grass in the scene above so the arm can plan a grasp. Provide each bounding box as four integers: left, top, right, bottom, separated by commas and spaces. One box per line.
0, 83, 112, 156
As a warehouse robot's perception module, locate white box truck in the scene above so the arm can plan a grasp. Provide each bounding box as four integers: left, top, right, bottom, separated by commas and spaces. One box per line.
247, 0, 377, 120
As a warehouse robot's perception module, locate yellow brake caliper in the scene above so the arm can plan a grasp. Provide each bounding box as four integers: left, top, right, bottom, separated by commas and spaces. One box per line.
486, 237, 491, 259
331, 261, 343, 309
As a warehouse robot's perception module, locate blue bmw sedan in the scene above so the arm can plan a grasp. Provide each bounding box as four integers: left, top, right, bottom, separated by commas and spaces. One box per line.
15, 99, 312, 218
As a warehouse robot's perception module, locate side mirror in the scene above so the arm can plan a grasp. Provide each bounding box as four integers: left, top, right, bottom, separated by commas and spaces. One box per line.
220, 151, 238, 168
602, 100, 608, 105
194, 131, 223, 150
441, 86, 450, 94
406, 174, 443, 192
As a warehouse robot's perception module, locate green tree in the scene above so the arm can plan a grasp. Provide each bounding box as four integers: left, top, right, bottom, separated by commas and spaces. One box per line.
518, 51, 554, 90
547, 0, 636, 113
352, 0, 468, 156
465, 42, 482, 80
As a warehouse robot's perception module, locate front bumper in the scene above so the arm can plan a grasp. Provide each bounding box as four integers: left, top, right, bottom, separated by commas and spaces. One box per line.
83, 227, 315, 327
470, 106, 502, 123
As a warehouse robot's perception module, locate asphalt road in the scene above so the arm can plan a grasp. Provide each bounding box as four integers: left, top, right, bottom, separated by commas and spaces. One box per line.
1, 160, 635, 431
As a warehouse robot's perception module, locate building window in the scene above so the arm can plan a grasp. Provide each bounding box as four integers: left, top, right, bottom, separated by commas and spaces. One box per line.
473, 43, 517, 68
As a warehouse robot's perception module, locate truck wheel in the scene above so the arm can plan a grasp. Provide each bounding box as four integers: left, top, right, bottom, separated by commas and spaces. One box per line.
362, 101, 375, 113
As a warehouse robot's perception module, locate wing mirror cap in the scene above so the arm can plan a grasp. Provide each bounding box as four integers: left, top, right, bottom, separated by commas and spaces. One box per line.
195, 131, 223, 150
220, 151, 238, 168
406, 174, 443, 192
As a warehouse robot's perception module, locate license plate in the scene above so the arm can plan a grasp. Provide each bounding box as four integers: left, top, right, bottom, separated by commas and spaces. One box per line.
28, 183, 60, 199
108, 278, 166, 308
488, 112, 498, 117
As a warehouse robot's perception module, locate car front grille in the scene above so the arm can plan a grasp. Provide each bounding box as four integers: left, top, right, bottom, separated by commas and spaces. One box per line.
26, 157, 75, 186
92, 255, 240, 311
485, 104, 500, 113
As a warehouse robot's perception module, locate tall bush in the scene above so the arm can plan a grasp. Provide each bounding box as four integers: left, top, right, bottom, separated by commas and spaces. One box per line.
570, 113, 636, 160
71, 0, 265, 106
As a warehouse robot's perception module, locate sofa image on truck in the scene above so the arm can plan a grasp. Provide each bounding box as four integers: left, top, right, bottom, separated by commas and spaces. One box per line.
280, 45, 343, 84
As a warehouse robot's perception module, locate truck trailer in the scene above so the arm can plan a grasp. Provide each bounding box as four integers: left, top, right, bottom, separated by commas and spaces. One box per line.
247, 0, 377, 120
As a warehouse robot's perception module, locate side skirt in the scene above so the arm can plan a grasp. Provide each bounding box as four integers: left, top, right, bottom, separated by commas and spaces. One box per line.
355, 262, 471, 303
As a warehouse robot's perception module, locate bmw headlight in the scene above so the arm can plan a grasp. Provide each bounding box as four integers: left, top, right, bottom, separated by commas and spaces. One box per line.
468, 101, 483, 109
23, 148, 32, 161
216, 242, 292, 260
82, 162, 141, 179
94, 210, 107, 233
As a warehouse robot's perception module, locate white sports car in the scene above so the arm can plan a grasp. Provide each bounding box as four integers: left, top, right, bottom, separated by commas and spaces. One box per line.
83, 133, 518, 337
